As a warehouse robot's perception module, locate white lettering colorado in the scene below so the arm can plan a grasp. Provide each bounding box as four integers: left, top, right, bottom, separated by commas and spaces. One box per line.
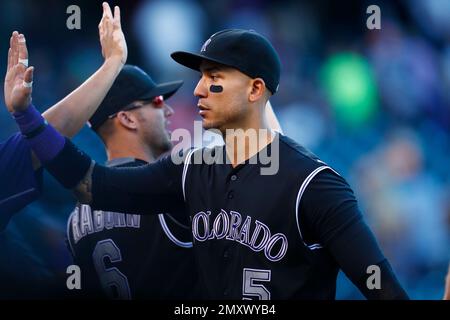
192, 209, 288, 262
71, 204, 141, 243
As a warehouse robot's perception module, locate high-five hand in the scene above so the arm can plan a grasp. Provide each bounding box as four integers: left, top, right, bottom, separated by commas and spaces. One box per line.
4, 31, 34, 113
99, 2, 127, 66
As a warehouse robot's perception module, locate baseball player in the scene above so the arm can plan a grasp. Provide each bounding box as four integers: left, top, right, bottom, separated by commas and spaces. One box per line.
1, 2, 126, 229
67, 65, 199, 299
8, 28, 409, 299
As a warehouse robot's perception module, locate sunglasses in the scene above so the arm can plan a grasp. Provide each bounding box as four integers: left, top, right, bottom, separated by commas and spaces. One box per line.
108, 95, 165, 119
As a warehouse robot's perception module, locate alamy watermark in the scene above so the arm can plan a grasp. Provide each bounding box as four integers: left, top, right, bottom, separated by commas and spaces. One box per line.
66, 5, 81, 30
66, 5, 380, 32
366, 5, 381, 30
366, 265, 381, 290
66, 264, 81, 290
170, 121, 280, 176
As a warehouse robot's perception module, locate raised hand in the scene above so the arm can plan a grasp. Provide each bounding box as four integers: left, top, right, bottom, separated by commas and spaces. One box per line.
4, 31, 34, 113
98, 2, 127, 66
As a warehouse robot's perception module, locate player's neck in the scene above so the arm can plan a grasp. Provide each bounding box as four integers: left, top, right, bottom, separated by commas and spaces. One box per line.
105, 138, 157, 164
223, 115, 274, 168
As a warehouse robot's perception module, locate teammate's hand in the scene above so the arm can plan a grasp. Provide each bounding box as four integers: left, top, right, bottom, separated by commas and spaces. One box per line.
4, 31, 34, 113
98, 2, 127, 66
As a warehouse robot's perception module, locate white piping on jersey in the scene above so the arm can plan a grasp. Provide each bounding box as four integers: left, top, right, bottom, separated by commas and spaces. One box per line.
66, 208, 192, 252
308, 244, 323, 250
66, 209, 77, 258
158, 214, 193, 248
164, 213, 191, 230
182, 148, 199, 202
295, 165, 332, 250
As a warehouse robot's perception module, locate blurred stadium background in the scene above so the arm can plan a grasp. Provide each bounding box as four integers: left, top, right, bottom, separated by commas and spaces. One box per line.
0, 0, 449, 299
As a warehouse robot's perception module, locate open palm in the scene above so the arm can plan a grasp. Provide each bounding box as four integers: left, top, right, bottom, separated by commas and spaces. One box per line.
98, 2, 127, 65
4, 31, 34, 113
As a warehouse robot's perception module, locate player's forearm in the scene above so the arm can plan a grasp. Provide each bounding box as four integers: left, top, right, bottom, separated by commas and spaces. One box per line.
327, 218, 408, 299
13, 104, 181, 211
13, 108, 173, 210
29, 58, 122, 170
353, 259, 409, 300
42, 57, 123, 138
43, 136, 178, 213
13, 105, 94, 202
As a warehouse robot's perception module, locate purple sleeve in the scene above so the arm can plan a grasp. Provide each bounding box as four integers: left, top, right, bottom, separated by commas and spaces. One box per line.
0, 133, 42, 230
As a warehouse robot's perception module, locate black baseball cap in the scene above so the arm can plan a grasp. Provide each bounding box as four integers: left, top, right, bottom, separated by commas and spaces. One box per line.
88, 64, 183, 130
171, 29, 281, 94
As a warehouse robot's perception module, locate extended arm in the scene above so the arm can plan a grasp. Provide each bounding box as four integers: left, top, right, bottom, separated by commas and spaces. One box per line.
299, 169, 409, 299
42, 3, 127, 138
41, 138, 184, 214
4, 3, 127, 169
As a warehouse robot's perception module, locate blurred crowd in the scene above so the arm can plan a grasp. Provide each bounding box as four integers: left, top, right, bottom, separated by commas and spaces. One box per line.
0, 0, 449, 299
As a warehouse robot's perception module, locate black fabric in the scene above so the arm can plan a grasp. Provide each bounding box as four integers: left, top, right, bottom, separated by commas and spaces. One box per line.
355, 259, 409, 300
300, 169, 363, 246
88, 64, 183, 130
181, 136, 339, 299
44, 138, 92, 189
91, 154, 185, 217
171, 29, 281, 93
43, 134, 407, 299
299, 169, 408, 299
67, 159, 199, 299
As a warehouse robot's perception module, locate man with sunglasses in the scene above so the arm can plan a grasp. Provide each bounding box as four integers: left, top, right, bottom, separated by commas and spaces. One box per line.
66, 64, 200, 299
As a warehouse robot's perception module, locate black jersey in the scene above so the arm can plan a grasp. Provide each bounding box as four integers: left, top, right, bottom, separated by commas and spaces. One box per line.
53, 133, 407, 299
182, 135, 338, 299
67, 158, 199, 299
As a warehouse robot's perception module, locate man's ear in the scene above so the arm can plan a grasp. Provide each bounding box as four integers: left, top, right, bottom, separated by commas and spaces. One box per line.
116, 111, 138, 130
249, 78, 266, 103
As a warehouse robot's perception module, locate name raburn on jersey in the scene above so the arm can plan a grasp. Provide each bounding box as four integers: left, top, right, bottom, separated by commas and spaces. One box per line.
191, 209, 288, 262
70, 204, 141, 243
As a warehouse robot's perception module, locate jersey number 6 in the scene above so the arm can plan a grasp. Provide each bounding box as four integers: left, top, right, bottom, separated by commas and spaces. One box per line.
93, 239, 131, 299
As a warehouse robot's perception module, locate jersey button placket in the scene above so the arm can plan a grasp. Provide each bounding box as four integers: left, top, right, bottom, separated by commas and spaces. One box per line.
226, 173, 237, 202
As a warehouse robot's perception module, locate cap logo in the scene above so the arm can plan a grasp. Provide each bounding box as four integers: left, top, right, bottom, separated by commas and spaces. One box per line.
201, 38, 212, 52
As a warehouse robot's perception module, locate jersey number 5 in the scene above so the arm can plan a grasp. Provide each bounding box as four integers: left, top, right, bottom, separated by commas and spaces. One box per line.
242, 268, 271, 300
93, 239, 131, 299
